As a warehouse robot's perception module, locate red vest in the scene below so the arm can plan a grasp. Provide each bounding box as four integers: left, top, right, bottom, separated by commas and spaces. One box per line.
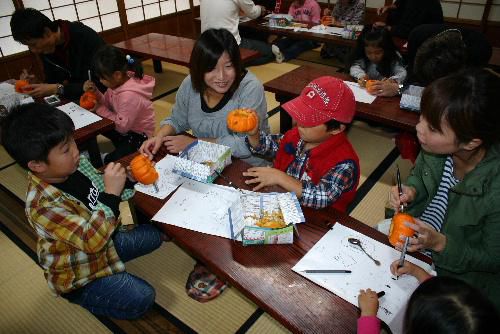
273, 128, 360, 212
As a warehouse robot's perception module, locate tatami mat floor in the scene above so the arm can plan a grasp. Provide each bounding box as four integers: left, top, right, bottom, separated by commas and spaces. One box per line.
0, 51, 411, 333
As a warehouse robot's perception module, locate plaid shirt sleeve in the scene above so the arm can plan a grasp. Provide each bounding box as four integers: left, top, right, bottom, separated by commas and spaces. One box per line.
28, 199, 121, 254
247, 131, 284, 157
300, 160, 356, 209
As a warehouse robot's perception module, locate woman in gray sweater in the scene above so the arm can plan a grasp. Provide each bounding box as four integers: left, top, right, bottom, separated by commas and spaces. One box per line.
140, 29, 270, 166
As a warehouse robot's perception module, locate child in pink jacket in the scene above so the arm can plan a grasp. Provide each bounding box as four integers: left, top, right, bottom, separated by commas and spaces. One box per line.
84, 45, 155, 164
271, 0, 321, 63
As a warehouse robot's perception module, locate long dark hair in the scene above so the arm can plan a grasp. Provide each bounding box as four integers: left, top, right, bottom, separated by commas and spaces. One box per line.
351, 26, 400, 78
404, 276, 499, 334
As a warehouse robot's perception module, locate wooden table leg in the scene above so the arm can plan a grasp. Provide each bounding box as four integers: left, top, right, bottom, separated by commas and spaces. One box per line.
153, 59, 163, 73
275, 93, 293, 133
85, 138, 103, 168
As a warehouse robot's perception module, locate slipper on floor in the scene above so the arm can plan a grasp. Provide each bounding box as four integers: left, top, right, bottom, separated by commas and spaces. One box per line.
185, 263, 228, 303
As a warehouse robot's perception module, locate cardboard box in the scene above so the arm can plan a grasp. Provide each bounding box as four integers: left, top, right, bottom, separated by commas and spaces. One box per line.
172, 140, 232, 183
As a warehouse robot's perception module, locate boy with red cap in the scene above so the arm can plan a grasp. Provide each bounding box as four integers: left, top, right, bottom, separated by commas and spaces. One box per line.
243, 76, 360, 211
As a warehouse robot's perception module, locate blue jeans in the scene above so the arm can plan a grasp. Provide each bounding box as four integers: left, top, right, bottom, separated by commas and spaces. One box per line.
240, 37, 274, 66
275, 38, 319, 61
63, 224, 162, 319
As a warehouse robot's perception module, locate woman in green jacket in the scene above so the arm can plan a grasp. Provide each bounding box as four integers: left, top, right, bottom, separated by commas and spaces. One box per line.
388, 68, 500, 311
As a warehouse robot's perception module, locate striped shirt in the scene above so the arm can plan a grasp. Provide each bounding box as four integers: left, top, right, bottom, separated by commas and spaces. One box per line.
419, 156, 459, 231
247, 132, 356, 209
25, 156, 134, 295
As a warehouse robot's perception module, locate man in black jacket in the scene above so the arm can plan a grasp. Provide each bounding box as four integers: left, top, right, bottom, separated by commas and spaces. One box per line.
374, 0, 443, 39
10, 8, 105, 100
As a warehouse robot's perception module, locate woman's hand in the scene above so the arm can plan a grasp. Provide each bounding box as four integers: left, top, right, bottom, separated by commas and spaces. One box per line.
358, 289, 379, 316
389, 184, 416, 212
390, 260, 432, 283
163, 135, 196, 154
139, 136, 164, 159
25, 83, 58, 98
370, 80, 399, 97
405, 218, 447, 253
243, 167, 285, 191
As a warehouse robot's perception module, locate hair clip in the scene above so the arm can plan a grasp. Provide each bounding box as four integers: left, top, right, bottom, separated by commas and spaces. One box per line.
126, 54, 135, 64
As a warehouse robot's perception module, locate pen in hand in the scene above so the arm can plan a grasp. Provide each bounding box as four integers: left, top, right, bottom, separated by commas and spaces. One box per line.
396, 236, 410, 280
396, 164, 404, 212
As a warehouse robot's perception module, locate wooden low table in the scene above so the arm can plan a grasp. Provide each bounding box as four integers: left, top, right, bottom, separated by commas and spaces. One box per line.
74, 116, 114, 168
113, 33, 261, 73
264, 64, 419, 133
122, 150, 429, 333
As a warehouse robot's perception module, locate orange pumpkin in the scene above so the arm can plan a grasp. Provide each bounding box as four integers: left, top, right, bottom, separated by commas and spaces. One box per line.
365, 80, 378, 94
388, 212, 415, 247
15, 80, 32, 93
130, 154, 158, 185
80, 91, 97, 110
227, 108, 258, 133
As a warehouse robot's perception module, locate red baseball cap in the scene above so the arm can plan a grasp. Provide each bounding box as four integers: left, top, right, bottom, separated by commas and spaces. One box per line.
282, 76, 356, 126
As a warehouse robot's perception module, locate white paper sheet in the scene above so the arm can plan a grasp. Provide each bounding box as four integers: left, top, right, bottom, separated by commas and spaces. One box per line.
152, 180, 241, 239
57, 102, 102, 130
151, 179, 305, 240
292, 223, 434, 334
134, 155, 187, 199
343, 81, 377, 104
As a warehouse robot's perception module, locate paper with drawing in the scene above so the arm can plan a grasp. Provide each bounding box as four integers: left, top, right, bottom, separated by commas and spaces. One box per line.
134, 155, 187, 199
292, 223, 433, 334
151, 181, 304, 240
343, 81, 377, 104
152, 180, 242, 238
57, 102, 102, 130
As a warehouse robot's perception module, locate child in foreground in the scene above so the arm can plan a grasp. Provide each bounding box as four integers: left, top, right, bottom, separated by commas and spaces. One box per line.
1, 103, 162, 319
358, 276, 499, 334
244, 76, 360, 211
84, 45, 155, 164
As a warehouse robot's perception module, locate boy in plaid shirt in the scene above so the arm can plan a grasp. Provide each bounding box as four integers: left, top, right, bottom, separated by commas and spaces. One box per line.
244, 76, 360, 211
1, 103, 162, 319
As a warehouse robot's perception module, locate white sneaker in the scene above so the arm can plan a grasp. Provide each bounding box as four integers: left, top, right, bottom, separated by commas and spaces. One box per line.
271, 44, 284, 63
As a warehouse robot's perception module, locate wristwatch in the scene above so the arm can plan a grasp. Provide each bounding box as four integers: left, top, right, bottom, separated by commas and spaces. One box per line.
397, 84, 404, 96
56, 83, 64, 96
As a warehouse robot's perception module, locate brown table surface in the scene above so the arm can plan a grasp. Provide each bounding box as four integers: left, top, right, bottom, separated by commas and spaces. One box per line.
240, 19, 357, 47
113, 33, 260, 67
74, 117, 114, 144
121, 149, 429, 334
264, 64, 419, 133
239, 19, 408, 55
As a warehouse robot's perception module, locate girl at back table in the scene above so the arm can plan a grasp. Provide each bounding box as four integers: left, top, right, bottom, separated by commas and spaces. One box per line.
140, 28, 270, 166
84, 45, 155, 164
350, 27, 406, 97
384, 68, 500, 311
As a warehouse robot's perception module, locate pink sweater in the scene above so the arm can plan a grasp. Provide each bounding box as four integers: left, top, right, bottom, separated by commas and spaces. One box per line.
357, 316, 381, 334
95, 72, 155, 137
288, 0, 321, 24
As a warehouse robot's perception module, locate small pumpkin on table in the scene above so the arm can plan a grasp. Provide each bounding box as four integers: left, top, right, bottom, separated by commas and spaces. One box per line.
129, 154, 159, 192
